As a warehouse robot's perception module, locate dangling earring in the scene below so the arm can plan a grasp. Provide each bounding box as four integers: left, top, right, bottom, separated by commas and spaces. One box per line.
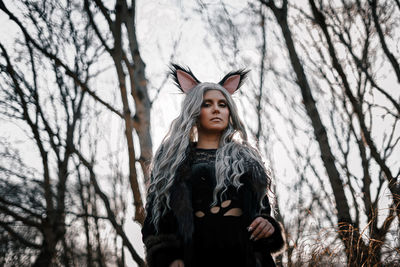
190, 121, 200, 142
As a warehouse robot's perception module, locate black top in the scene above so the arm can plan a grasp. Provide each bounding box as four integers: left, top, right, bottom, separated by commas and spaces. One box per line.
190, 148, 256, 267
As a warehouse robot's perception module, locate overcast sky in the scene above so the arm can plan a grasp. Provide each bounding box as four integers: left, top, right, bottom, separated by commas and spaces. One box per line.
1, 0, 399, 266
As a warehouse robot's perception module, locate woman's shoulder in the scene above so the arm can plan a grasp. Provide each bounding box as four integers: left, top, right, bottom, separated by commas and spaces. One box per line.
234, 144, 271, 185
235, 143, 264, 164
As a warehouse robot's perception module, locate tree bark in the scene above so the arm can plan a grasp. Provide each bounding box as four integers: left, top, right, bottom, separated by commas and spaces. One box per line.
84, 0, 148, 226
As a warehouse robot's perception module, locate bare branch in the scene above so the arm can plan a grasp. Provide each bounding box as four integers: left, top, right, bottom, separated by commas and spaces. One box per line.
0, 221, 41, 249
73, 148, 145, 267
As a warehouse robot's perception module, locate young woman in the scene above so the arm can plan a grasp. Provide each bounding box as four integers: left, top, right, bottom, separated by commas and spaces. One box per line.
142, 64, 285, 267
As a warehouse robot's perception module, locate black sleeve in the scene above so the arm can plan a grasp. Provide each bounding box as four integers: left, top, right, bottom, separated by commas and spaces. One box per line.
142, 195, 184, 267
242, 157, 285, 255
252, 195, 285, 254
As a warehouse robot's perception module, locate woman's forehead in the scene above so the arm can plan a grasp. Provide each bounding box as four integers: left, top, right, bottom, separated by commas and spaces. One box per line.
203, 89, 227, 100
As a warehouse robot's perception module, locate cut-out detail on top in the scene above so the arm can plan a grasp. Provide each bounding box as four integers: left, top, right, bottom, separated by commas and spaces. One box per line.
210, 206, 220, 214
223, 208, 243, 217
195, 211, 205, 218
221, 200, 231, 208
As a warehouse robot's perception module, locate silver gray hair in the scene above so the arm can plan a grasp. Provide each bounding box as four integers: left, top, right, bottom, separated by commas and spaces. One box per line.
147, 83, 270, 231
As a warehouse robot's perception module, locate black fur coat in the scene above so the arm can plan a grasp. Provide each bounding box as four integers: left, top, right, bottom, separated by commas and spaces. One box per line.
142, 149, 285, 267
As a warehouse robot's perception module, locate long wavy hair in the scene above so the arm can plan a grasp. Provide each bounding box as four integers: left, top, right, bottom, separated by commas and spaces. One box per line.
146, 82, 271, 231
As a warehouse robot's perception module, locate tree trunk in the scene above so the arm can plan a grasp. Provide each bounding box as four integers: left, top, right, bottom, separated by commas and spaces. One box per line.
308, 0, 400, 222
32, 235, 57, 267
124, 0, 153, 187
261, 0, 369, 264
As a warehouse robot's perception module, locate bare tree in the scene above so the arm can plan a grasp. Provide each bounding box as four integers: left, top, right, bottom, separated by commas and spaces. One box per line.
0, 36, 87, 266
0, 0, 149, 265
191, 0, 399, 265
1, 0, 154, 226
0, 0, 167, 264
260, 0, 399, 265
83, 0, 154, 225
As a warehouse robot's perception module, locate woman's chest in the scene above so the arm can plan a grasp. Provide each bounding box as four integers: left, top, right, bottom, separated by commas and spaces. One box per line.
190, 162, 245, 218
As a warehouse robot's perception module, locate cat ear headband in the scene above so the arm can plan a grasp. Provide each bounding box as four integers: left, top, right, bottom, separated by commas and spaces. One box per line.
170, 63, 250, 94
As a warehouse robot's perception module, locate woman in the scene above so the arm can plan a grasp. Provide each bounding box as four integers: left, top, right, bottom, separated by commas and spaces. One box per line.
142, 64, 285, 267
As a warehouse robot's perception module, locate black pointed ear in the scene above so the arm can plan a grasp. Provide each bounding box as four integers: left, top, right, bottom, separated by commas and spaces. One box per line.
218, 69, 250, 94
169, 63, 201, 93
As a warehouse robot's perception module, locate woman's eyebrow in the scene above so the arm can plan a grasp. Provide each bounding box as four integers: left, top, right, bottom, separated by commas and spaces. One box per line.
203, 98, 227, 102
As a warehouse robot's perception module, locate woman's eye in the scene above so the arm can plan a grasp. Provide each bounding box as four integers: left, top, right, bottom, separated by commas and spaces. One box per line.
202, 103, 211, 107
219, 103, 227, 107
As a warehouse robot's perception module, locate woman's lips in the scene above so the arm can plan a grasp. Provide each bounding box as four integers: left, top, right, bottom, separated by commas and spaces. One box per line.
211, 118, 222, 122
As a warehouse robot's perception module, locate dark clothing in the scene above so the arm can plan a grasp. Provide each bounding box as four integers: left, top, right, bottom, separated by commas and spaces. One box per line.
142, 147, 284, 267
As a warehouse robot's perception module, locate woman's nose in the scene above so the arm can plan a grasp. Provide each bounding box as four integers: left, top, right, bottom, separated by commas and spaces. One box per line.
212, 104, 220, 113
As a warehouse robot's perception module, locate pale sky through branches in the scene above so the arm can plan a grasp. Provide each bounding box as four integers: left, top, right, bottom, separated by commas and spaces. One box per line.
1, 0, 399, 266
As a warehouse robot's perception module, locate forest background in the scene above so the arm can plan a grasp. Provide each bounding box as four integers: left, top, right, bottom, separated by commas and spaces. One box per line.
0, 0, 399, 266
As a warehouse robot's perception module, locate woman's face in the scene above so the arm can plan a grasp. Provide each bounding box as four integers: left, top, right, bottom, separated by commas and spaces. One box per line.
198, 90, 230, 133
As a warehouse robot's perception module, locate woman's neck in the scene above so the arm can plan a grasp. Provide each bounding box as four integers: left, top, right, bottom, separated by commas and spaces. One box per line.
196, 131, 221, 149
